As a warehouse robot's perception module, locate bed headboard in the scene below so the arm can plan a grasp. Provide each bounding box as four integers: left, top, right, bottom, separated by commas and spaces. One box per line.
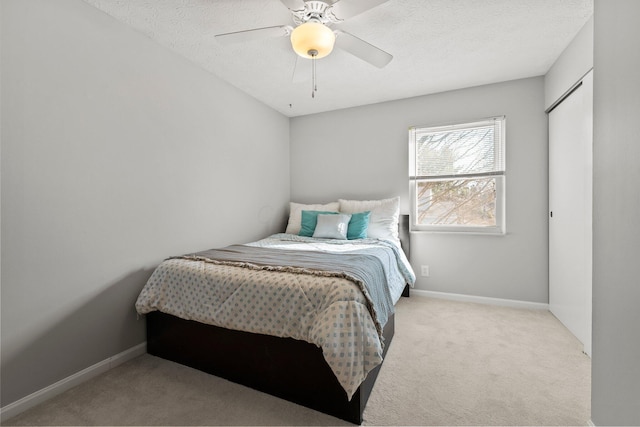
399, 214, 410, 259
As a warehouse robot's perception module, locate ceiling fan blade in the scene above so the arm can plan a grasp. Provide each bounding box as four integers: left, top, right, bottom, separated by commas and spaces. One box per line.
329, 0, 389, 21
334, 30, 392, 68
279, 0, 305, 12
215, 25, 291, 45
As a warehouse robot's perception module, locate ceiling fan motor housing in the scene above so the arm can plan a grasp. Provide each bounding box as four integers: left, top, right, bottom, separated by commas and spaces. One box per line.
291, 1, 339, 26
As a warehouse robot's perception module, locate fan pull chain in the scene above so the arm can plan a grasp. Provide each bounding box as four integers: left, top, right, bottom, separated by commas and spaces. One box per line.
309, 49, 318, 98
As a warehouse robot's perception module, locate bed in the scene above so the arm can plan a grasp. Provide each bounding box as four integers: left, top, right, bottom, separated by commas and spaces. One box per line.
135, 198, 415, 424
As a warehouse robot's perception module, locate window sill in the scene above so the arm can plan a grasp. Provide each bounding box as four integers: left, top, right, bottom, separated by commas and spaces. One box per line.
410, 227, 506, 236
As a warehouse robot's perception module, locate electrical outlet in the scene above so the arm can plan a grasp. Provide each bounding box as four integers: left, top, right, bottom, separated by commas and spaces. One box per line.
421, 265, 429, 277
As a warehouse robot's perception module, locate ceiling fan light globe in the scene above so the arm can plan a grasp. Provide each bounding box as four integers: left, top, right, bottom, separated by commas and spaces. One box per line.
290, 21, 335, 59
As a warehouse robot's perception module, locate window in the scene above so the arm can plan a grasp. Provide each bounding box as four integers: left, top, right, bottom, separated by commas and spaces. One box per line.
409, 116, 506, 234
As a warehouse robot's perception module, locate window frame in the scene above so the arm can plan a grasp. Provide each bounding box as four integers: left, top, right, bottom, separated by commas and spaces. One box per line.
409, 116, 506, 235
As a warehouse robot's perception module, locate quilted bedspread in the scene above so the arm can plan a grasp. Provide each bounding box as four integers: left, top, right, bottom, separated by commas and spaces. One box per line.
135, 234, 415, 399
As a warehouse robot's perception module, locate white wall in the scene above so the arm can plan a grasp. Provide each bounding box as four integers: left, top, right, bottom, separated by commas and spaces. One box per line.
0, 0, 290, 407
291, 77, 548, 303
591, 0, 640, 424
544, 16, 594, 110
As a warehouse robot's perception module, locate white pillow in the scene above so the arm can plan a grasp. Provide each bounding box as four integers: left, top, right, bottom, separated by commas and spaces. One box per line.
313, 214, 352, 240
285, 201, 339, 235
339, 197, 400, 244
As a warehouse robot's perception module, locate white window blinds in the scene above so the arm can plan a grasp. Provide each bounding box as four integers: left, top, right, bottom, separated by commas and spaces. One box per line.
410, 117, 505, 180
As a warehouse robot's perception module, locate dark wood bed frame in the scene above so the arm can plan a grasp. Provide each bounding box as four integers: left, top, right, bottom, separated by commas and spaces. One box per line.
146, 215, 411, 425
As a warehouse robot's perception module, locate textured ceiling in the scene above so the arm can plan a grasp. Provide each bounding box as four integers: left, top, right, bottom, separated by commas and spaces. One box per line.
81, 0, 593, 117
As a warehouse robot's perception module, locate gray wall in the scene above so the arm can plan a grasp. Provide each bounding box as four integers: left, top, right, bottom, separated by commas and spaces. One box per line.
0, 0, 290, 406
591, 0, 640, 424
291, 77, 549, 303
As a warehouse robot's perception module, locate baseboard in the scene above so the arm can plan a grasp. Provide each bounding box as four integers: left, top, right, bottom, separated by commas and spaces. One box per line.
0, 342, 146, 423
588, 419, 596, 426
410, 289, 549, 311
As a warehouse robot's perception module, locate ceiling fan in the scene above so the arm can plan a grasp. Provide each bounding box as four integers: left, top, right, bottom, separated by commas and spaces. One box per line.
215, 0, 393, 95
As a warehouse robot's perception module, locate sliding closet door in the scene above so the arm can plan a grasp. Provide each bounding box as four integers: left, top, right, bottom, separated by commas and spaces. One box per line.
548, 70, 593, 356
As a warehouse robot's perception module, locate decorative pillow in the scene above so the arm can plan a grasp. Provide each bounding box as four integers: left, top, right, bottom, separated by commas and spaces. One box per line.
346, 211, 371, 240
285, 201, 339, 234
339, 197, 400, 244
313, 214, 352, 240
299, 210, 339, 237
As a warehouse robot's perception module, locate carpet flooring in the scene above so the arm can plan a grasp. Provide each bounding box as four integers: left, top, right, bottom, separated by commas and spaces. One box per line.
4, 296, 591, 426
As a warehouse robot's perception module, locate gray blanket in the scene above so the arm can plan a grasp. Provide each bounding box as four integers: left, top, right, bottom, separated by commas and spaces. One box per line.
174, 244, 395, 338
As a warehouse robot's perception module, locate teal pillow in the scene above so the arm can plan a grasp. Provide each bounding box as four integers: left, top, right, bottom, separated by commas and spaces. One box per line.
299, 210, 339, 237
347, 211, 371, 240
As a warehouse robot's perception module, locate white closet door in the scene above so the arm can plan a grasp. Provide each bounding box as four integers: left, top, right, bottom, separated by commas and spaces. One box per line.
548, 70, 593, 356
